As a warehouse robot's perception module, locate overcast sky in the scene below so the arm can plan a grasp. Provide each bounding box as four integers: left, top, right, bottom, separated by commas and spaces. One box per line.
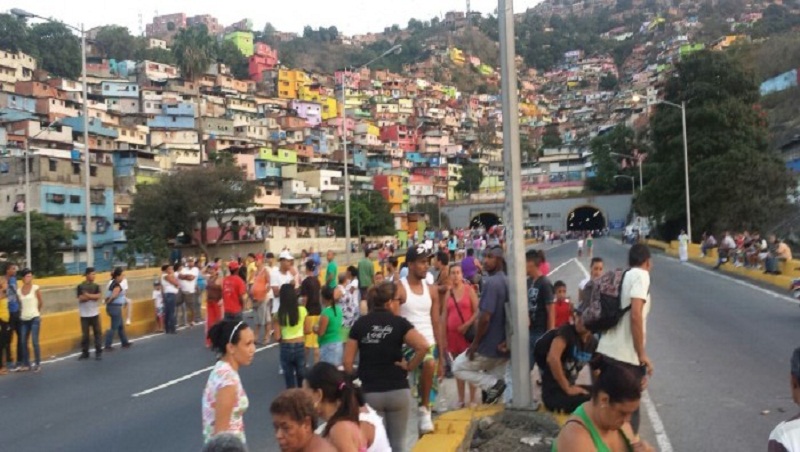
7, 0, 544, 35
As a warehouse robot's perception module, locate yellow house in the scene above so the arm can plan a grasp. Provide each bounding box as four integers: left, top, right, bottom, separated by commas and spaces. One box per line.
449, 47, 466, 66
299, 84, 322, 102
321, 97, 338, 120
278, 69, 310, 99
712, 35, 746, 51
224, 31, 254, 57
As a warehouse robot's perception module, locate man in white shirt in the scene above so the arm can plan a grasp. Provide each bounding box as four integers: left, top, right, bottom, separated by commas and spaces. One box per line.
769, 347, 800, 452
177, 258, 200, 327
270, 251, 297, 317
596, 243, 652, 434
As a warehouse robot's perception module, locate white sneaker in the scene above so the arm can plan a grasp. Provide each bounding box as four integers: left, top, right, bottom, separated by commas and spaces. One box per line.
126, 320, 131, 325
418, 406, 434, 434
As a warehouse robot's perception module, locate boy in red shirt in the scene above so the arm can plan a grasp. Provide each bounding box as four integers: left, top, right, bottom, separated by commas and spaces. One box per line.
553, 280, 571, 328
222, 261, 246, 322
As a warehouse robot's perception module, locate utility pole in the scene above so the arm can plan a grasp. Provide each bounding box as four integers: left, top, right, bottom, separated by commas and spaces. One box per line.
499, 0, 531, 408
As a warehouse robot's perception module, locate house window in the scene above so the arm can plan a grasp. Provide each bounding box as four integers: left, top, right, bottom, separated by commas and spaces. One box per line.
70, 195, 80, 204
90, 166, 97, 177
46, 193, 65, 204
49, 159, 57, 172
72, 163, 80, 175
90, 189, 105, 205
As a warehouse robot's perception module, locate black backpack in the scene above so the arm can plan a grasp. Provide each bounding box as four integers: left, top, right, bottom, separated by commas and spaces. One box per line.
578, 269, 630, 333
532, 328, 558, 370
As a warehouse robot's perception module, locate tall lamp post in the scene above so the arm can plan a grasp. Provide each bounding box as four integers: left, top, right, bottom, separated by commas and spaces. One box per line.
340, 44, 401, 264
634, 95, 691, 240
12, 8, 93, 267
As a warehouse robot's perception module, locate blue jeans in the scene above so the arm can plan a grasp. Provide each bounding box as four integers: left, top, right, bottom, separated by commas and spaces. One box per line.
163, 293, 177, 334
280, 342, 306, 388
20, 317, 40, 367
529, 329, 546, 371
319, 342, 343, 367
105, 304, 129, 347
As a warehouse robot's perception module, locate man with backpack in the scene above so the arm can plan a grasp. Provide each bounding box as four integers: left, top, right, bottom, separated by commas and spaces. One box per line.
594, 243, 653, 433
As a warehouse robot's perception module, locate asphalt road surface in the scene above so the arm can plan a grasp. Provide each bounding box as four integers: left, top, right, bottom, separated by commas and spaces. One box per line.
0, 238, 797, 452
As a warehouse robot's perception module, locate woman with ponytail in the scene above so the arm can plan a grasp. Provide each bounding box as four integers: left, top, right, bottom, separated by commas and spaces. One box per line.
305, 362, 370, 452
315, 286, 344, 366
202, 320, 256, 444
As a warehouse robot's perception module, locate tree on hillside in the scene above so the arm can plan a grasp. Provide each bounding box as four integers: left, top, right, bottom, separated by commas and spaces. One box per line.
94, 25, 136, 61
172, 25, 216, 80
541, 124, 563, 148
29, 22, 81, 78
599, 73, 619, 91
0, 212, 75, 276
588, 125, 637, 193
126, 163, 258, 257
0, 14, 32, 54
455, 161, 484, 194
639, 50, 793, 241
216, 40, 249, 80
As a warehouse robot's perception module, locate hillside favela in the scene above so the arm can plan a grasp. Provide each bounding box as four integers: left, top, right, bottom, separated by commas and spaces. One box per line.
0, 0, 799, 451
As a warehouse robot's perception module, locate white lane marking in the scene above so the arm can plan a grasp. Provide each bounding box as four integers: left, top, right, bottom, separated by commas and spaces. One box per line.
42, 322, 206, 366
549, 258, 577, 275
655, 255, 800, 307
131, 343, 278, 398
572, 259, 590, 279
642, 390, 675, 452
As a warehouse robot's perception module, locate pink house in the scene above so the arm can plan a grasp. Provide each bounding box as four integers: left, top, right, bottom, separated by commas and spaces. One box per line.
289, 100, 322, 127
249, 43, 278, 82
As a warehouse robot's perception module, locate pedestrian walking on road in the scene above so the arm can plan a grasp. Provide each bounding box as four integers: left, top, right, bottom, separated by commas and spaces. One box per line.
104, 267, 132, 352
325, 251, 339, 290
527, 249, 555, 367
446, 263, 479, 408
344, 282, 429, 452
178, 258, 201, 326
358, 250, 375, 302
453, 246, 510, 405
4, 263, 21, 371
18, 268, 43, 372
595, 243, 653, 434
251, 257, 271, 345
397, 244, 445, 435
769, 346, 800, 451
77, 267, 103, 361
205, 264, 223, 346
223, 261, 247, 323
304, 362, 369, 452
0, 273, 9, 374
678, 229, 690, 263
152, 280, 164, 333
553, 281, 572, 329
300, 260, 322, 366
553, 356, 654, 452
203, 320, 255, 445
579, 258, 604, 302
274, 284, 311, 388
161, 264, 180, 334
270, 388, 336, 452
316, 286, 343, 367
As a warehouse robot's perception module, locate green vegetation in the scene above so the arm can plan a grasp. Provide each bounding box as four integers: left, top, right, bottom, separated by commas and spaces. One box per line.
455, 161, 484, 195
126, 163, 258, 257
0, 212, 75, 276
587, 125, 643, 194
329, 193, 394, 237
639, 50, 793, 241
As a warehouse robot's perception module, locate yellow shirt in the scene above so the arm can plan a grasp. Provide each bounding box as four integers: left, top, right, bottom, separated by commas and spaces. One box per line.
280, 306, 307, 340
0, 296, 8, 323
246, 262, 257, 284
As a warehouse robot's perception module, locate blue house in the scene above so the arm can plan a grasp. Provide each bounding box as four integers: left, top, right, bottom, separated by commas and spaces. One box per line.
147, 102, 196, 129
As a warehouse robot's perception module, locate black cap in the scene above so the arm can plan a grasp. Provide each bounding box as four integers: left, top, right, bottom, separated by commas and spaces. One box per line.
405, 243, 431, 263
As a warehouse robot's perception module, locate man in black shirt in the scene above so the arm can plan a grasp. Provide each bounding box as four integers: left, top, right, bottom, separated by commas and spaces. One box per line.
534, 310, 598, 412
526, 250, 554, 370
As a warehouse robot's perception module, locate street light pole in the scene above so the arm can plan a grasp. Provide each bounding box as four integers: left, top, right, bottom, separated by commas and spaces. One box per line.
81, 23, 93, 268
680, 101, 692, 240
340, 44, 401, 264
499, 0, 531, 408
610, 151, 643, 192
24, 120, 61, 270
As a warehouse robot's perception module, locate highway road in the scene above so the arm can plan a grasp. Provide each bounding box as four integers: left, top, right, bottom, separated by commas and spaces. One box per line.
0, 238, 797, 451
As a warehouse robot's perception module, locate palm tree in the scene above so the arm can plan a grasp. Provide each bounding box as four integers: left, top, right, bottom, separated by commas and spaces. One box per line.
172, 25, 216, 81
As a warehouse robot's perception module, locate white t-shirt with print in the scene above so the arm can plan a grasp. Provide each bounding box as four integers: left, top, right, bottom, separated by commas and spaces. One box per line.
596, 267, 651, 366
270, 269, 295, 314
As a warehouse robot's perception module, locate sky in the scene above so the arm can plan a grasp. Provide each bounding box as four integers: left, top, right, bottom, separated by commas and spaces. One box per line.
7, 0, 544, 36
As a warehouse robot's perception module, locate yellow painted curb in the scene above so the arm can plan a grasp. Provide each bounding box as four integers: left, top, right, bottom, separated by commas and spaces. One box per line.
412, 405, 504, 452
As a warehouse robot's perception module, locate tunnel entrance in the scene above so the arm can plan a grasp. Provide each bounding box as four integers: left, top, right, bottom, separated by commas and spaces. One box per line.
470, 212, 502, 229
567, 206, 606, 232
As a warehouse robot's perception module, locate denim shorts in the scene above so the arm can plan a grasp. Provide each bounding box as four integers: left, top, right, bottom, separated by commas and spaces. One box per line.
319, 342, 343, 367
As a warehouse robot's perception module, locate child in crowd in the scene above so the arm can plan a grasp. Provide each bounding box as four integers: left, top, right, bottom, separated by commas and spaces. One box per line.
153, 280, 164, 333
553, 280, 571, 328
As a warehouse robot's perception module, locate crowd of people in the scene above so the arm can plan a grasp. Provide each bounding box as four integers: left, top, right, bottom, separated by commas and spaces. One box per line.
699, 231, 794, 274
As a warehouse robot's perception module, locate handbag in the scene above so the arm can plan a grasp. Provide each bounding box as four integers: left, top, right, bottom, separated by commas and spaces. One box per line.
450, 288, 476, 343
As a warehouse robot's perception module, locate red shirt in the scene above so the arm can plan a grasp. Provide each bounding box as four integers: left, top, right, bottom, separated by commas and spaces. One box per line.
554, 298, 572, 328
222, 275, 246, 314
